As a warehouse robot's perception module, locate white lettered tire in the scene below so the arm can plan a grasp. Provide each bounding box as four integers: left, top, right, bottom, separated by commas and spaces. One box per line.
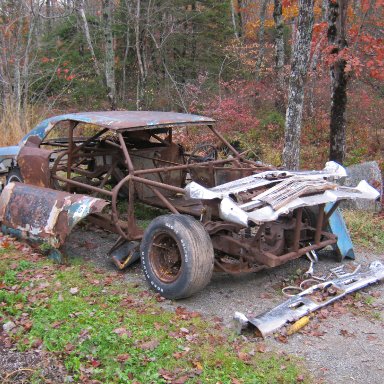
140, 214, 214, 299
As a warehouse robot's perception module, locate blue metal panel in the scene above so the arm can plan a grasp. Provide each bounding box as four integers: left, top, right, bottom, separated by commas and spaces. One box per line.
0, 146, 20, 158
325, 203, 355, 259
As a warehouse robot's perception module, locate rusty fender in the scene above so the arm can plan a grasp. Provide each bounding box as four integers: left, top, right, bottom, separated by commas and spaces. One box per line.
234, 260, 384, 337
0, 182, 108, 248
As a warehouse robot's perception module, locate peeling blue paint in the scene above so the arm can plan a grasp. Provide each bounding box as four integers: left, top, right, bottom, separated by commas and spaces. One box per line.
0, 146, 20, 166
326, 203, 355, 260
67, 196, 98, 229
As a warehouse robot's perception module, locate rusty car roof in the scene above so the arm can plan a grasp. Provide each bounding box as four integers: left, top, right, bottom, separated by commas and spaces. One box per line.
20, 111, 215, 147
58, 111, 215, 129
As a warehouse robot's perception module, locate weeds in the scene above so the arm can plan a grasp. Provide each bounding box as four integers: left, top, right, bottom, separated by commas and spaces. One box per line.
342, 210, 384, 253
0, 246, 310, 383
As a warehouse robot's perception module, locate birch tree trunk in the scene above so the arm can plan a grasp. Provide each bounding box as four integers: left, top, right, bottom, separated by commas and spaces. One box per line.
322, 0, 329, 21
121, 2, 132, 100
282, 0, 314, 170
273, 0, 285, 112
46, 0, 52, 33
230, 0, 240, 40
103, 0, 116, 110
328, 0, 349, 164
75, 0, 101, 77
135, 0, 147, 110
255, 0, 269, 79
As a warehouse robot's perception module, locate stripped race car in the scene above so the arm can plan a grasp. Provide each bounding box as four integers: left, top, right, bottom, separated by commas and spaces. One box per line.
0, 111, 380, 299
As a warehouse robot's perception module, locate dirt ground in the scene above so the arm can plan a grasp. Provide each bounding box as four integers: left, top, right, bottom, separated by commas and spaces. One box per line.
66, 226, 384, 384
1, 226, 383, 383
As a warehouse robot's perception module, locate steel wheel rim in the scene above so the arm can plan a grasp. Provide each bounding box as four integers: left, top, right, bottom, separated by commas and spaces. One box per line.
149, 232, 182, 283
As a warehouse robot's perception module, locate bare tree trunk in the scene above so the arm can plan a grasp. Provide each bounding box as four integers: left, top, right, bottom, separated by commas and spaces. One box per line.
273, 0, 285, 112
103, 0, 116, 110
237, 0, 243, 37
328, 0, 349, 164
282, 0, 314, 170
75, 0, 101, 77
21, 16, 36, 123
230, 0, 240, 40
255, 0, 269, 79
46, 0, 52, 33
322, 0, 329, 21
120, 0, 131, 97
135, 0, 146, 110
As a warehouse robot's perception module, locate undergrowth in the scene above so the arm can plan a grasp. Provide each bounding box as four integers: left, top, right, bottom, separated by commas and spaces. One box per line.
0, 243, 310, 384
342, 210, 384, 253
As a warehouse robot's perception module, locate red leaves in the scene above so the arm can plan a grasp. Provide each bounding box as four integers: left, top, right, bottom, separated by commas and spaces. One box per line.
175, 306, 201, 320
90, 359, 101, 367
116, 353, 131, 363
138, 339, 159, 351
113, 327, 132, 338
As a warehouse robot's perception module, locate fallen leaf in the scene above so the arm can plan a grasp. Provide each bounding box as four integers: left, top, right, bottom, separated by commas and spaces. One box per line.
23, 321, 33, 331
174, 376, 189, 384
113, 327, 132, 338
256, 343, 266, 353
139, 339, 159, 351
159, 369, 175, 380
155, 293, 166, 302
275, 334, 288, 344
237, 352, 250, 362
193, 361, 203, 370
116, 353, 131, 362
91, 359, 101, 367
340, 329, 355, 337
64, 343, 75, 352
260, 292, 272, 299
70, 287, 79, 295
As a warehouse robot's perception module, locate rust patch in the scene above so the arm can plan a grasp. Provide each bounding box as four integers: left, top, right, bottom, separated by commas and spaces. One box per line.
0, 183, 108, 248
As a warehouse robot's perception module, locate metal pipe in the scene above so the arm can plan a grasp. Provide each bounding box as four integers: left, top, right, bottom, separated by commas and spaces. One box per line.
315, 204, 325, 244
52, 175, 113, 196
130, 175, 185, 194
293, 208, 303, 252
149, 187, 179, 214
118, 133, 134, 174
208, 124, 240, 157
264, 238, 336, 266
134, 157, 238, 176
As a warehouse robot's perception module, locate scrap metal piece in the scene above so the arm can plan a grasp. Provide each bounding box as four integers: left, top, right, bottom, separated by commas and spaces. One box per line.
330, 264, 361, 278
234, 260, 384, 337
0, 182, 108, 248
304, 249, 318, 276
185, 163, 380, 225
109, 240, 140, 270
326, 204, 355, 259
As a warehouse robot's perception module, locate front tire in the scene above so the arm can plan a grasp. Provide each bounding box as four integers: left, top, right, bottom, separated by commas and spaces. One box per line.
140, 214, 214, 299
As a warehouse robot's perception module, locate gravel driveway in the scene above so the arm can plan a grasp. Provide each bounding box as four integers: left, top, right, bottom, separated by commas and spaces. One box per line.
68, 226, 384, 384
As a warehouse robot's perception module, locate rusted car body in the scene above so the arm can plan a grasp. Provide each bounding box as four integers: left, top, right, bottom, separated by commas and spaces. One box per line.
0, 111, 380, 299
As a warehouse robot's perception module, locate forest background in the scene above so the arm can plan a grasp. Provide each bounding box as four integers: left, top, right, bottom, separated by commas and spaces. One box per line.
0, 0, 383, 173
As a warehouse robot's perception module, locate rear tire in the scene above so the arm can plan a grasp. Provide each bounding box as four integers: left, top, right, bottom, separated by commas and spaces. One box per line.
140, 214, 214, 299
6, 168, 23, 184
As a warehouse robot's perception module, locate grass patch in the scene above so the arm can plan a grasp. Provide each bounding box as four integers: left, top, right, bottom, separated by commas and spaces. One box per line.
0, 242, 311, 383
342, 210, 384, 253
